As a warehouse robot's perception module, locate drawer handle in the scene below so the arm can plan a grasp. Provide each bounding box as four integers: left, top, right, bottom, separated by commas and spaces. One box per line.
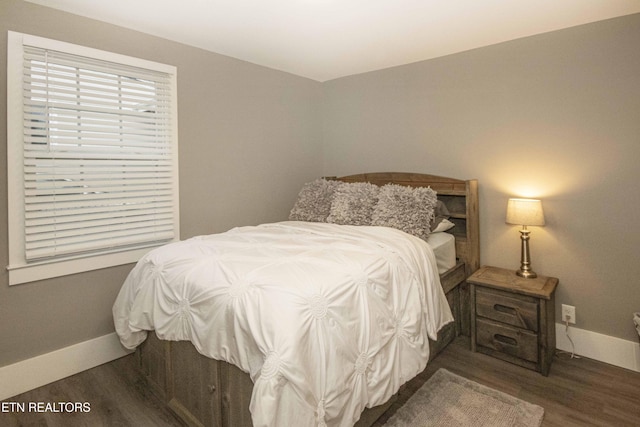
494, 304, 517, 315
494, 304, 528, 328
494, 334, 517, 346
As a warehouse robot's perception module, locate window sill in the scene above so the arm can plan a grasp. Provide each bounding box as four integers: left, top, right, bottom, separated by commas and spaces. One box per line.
7, 245, 166, 286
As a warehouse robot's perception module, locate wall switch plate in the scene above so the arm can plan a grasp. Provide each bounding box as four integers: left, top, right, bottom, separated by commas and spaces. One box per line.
562, 304, 576, 324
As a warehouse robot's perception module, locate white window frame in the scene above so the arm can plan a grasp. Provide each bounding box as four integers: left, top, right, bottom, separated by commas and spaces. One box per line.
7, 31, 180, 285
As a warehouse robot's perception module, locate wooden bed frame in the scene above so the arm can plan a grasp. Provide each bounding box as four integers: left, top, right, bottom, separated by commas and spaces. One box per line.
135, 172, 479, 427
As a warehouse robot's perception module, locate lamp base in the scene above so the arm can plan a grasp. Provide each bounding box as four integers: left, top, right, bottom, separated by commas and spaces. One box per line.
516, 269, 537, 279
516, 227, 538, 279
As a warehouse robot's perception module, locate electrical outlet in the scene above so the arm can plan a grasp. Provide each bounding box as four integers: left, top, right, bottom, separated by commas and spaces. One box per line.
562, 304, 576, 324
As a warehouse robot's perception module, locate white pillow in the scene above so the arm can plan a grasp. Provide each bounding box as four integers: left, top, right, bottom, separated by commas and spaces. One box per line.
432, 218, 455, 233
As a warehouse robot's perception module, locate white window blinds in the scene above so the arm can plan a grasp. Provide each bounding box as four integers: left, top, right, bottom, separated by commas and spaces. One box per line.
7, 32, 179, 284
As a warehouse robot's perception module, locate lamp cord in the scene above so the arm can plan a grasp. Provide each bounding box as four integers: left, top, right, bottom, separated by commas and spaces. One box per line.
562, 318, 580, 359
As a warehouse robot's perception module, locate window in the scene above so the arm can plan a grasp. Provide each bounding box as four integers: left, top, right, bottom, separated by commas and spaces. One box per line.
7, 32, 179, 285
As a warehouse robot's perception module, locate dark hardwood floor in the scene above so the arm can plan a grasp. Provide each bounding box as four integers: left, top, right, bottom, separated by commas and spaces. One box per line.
0, 354, 185, 427
375, 337, 640, 427
2, 336, 639, 426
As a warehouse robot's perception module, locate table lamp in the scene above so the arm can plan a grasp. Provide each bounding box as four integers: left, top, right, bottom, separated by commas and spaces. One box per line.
506, 198, 545, 278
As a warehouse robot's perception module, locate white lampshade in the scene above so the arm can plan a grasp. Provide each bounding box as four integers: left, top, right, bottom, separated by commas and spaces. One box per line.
506, 198, 545, 226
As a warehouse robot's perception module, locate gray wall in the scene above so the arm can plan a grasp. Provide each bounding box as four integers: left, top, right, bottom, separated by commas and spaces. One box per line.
322, 13, 640, 341
0, 0, 322, 367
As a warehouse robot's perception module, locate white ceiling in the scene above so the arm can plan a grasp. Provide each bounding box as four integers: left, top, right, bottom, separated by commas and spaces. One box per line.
26, 0, 640, 82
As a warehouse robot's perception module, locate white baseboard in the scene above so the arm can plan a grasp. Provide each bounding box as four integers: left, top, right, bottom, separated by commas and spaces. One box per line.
0, 332, 133, 401
556, 323, 640, 372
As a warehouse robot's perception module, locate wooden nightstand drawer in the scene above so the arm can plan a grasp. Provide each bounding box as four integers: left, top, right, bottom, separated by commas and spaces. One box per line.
476, 318, 538, 363
476, 287, 539, 332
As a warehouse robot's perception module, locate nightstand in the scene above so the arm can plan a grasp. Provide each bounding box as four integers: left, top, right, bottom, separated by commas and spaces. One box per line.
468, 265, 558, 376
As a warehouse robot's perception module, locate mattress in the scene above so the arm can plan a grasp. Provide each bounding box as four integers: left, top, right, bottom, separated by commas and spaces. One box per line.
425, 231, 457, 274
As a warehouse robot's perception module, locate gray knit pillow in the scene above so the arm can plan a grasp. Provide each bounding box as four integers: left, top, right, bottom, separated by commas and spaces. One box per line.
289, 178, 339, 222
327, 182, 379, 225
371, 184, 438, 239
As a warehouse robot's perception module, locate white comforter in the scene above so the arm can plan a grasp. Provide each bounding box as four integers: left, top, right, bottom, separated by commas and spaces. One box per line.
113, 221, 453, 427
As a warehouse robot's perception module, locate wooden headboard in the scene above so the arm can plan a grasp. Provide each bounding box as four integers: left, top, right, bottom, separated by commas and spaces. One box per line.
328, 172, 480, 276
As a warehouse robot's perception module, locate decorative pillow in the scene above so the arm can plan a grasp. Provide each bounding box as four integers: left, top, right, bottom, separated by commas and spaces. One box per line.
326, 182, 379, 225
430, 200, 451, 231
289, 178, 339, 222
371, 184, 438, 239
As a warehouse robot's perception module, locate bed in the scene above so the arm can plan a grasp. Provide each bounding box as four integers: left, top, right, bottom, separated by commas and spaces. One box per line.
113, 172, 479, 427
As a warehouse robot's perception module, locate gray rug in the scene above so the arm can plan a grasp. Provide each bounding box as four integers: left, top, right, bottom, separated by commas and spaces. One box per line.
384, 369, 544, 427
